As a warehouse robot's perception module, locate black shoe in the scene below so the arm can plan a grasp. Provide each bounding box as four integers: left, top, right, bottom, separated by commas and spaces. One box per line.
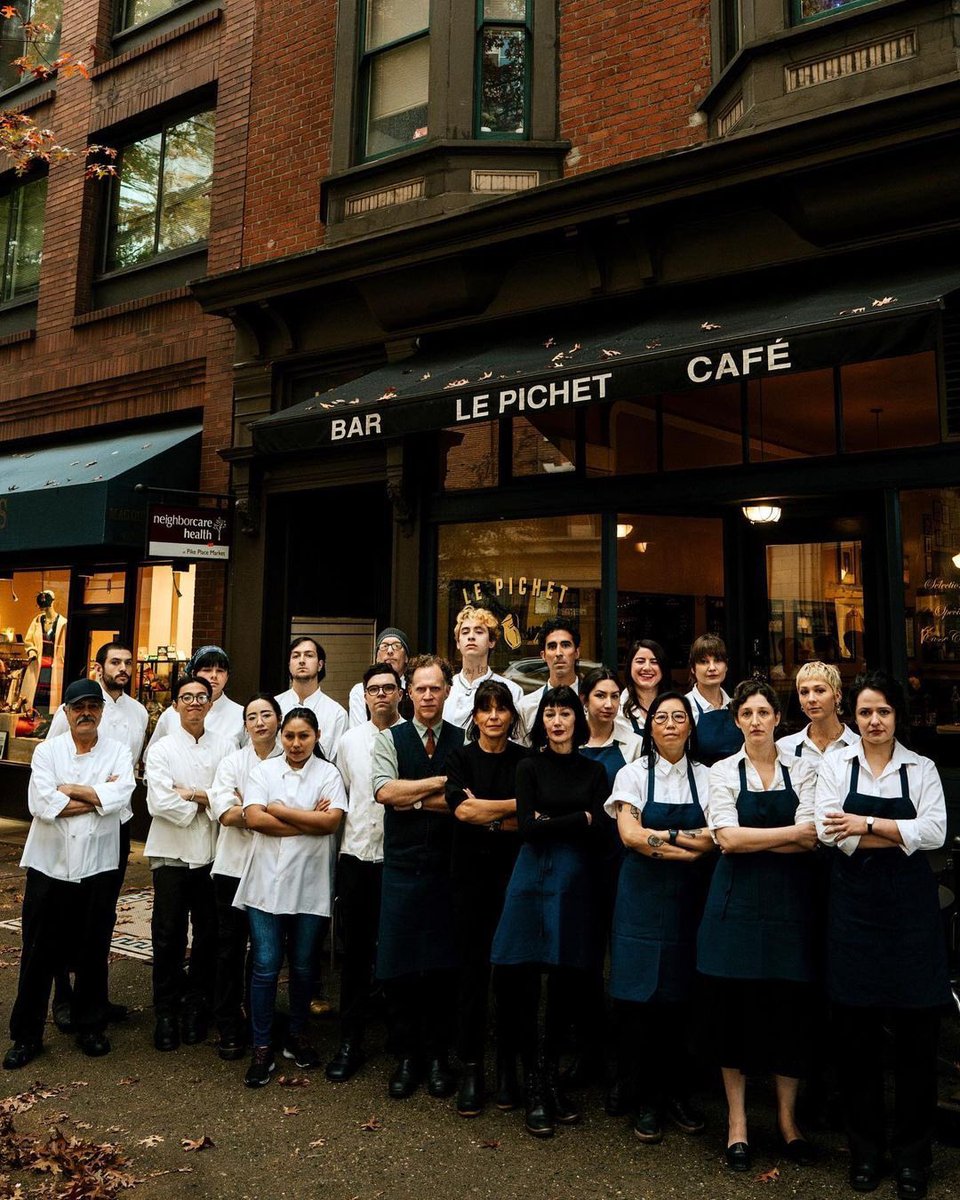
325, 1042, 364, 1082
426, 1056, 456, 1098
782, 1136, 818, 1166
666, 1097, 706, 1134
896, 1167, 928, 1200
605, 1078, 631, 1117
217, 1039, 247, 1062
546, 1077, 581, 1125
524, 1074, 555, 1138
76, 1032, 110, 1058
725, 1142, 751, 1172
181, 1011, 208, 1045
849, 1162, 881, 1193
456, 1063, 485, 1117
154, 1016, 180, 1052
282, 1034, 320, 1070
52, 1001, 74, 1034
106, 1002, 129, 1023
388, 1057, 421, 1099
559, 1054, 598, 1089
245, 1045, 275, 1088
494, 1055, 520, 1111
3, 1041, 42, 1070
632, 1107, 664, 1144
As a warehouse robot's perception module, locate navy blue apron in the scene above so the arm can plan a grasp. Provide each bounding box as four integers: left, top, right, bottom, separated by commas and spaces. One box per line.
828, 757, 950, 1008
693, 697, 743, 767
610, 760, 710, 1002
697, 760, 816, 982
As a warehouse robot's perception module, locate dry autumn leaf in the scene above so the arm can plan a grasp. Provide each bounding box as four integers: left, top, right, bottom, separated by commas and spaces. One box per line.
480, 1139, 500, 1150
116, 1077, 138, 1086
360, 1116, 382, 1132
282, 1106, 300, 1117
137, 1134, 164, 1148
276, 1075, 311, 1088
181, 1135, 215, 1152
757, 1165, 780, 1183
308, 1138, 326, 1149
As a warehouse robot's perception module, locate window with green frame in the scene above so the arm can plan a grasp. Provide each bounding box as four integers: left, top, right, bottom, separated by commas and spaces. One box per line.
0, 0, 61, 93
0, 175, 46, 303
793, 0, 874, 22
359, 0, 430, 160
476, 0, 530, 137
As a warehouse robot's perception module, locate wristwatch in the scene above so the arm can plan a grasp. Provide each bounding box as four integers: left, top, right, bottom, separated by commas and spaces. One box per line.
488, 819, 502, 833
413, 800, 423, 810
668, 830, 679, 846
865, 815, 874, 834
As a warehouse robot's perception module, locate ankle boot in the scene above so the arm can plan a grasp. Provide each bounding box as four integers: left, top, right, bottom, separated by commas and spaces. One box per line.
523, 1068, 554, 1138
545, 1059, 581, 1125
494, 1053, 520, 1111
456, 1062, 484, 1117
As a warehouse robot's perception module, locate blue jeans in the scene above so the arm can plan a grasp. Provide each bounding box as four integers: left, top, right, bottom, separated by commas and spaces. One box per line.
246, 908, 323, 1048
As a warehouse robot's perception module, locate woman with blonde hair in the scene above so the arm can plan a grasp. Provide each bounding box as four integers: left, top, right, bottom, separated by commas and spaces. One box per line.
777, 661, 859, 762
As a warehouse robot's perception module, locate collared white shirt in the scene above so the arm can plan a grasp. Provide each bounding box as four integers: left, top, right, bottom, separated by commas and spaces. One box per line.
777, 723, 860, 762
148, 693, 245, 751
605, 753, 712, 823
588, 725, 644, 764
348, 681, 368, 729
144, 724, 232, 867
209, 741, 283, 878
517, 686, 546, 746
815, 740, 946, 857
708, 745, 817, 829
371, 717, 445, 795
686, 686, 731, 722
22, 733, 134, 882
443, 669, 524, 733
234, 755, 348, 916
619, 689, 646, 732
275, 686, 348, 760
335, 717, 404, 863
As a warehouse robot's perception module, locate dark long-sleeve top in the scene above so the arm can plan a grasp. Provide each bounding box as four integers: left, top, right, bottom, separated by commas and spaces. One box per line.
515, 748, 610, 845
445, 740, 528, 873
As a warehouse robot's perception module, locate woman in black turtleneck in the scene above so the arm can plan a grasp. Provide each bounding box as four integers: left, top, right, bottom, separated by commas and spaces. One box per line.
491, 685, 609, 1140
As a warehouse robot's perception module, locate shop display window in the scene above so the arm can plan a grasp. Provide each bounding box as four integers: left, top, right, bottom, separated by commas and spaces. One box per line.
134, 564, 195, 733
437, 515, 602, 687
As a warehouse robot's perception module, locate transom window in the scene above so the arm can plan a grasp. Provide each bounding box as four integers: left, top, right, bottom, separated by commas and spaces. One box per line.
0, 175, 47, 302
0, 0, 61, 93
793, 0, 874, 21
359, 0, 430, 160
103, 110, 215, 272
476, 0, 529, 137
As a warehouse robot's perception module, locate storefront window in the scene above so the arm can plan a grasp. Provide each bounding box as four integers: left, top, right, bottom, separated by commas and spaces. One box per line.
842, 353, 939, 454
616, 514, 725, 686
440, 422, 499, 490
437, 515, 602, 687
589, 400, 657, 477
511, 411, 576, 477
134, 564, 195, 728
747, 369, 836, 460
661, 383, 742, 471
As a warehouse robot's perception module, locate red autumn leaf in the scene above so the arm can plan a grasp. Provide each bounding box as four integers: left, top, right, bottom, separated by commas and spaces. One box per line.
757, 1165, 780, 1183
276, 1075, 311, 1088
181, 1134, 215, 1152
360, 1116, 382, 1132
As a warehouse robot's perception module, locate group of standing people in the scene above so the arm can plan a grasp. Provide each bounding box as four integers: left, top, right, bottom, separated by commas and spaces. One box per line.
1, 614, 951, 1200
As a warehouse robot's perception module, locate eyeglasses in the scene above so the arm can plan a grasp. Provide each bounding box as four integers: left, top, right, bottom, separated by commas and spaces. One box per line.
653, 711, 688, 725
378, 641, 405, 652
178, 693, 210, 706
365, 684, 398, 696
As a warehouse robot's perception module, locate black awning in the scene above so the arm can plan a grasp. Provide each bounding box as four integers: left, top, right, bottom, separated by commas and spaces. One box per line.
252, 264, 960, 455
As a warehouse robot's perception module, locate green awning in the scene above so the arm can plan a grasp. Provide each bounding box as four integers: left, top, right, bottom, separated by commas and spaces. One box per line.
0, 425, 202, 555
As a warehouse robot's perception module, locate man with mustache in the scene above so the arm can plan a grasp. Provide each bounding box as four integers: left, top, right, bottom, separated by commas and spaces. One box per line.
3, 680, 135, 1069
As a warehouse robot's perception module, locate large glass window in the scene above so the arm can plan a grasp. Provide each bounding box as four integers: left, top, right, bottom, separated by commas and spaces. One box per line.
360, 0, 430, 160
437, 515, 602, 686
103, 109, 215, 272
0, 569, 71, 735
747, 370, 837, 460
512, 412, 576, 477
842, 353, 940, 454
794, 0, 874, 21
0, 175, 46, 302
440, 423, 499, 491
476, 0, 528, 137
0, 0, 61, 93
118, 0, 183, 29
661, 384, 743, 471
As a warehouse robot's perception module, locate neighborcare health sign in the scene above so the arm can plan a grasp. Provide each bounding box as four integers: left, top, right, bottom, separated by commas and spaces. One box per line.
147, 505, 231, 562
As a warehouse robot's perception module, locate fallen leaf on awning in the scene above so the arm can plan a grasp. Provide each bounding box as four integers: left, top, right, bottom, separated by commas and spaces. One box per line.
645, 339, 662, 350
443, 379, 470, 389
544, 337, 555, 348
872, 296, 897, 307
701, 321, 721, 330
478, 371, 492, 381
839, 306, 867, 316
181, 1135, 215, 1152
378, 388, 397, 400
567, 342, 582, 355
419, 372, 431, 380
600, 348, 622, 358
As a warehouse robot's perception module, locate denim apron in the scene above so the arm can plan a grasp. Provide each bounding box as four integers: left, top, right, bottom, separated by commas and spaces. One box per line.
693, 698, 743, 767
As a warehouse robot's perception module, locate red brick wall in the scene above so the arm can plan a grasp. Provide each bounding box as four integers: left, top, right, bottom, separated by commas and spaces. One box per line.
558, 1, 711, 173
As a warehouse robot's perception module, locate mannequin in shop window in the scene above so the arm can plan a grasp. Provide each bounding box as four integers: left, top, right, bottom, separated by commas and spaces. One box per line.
23, 592, 67, 714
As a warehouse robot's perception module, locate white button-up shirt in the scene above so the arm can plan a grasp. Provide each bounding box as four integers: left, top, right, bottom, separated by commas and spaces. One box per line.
144, 724, 232, 867
686, 685, 731, 722
274, 687, 348, 760
777, 723, 860, 762
149, 693, 245, 751
443, 669, 524, 734
21, 733, 135, 882
815, 740, 946, 857
209, 741, 283, 878
708, 746, 817, 830
605, 753, 712, 823
335, 718, 404, 863
47, 687, 149, 790
234, 755, 348, 916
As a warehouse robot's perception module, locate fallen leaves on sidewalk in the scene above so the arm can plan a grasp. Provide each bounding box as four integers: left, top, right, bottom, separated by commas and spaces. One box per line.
116, 1077, 138, 1087
359, 1116, 381, 1132
276, 1075, 310, 1088
757, 1166, 780, 1183
0, 1115, 136, 1197
180, 1135, 215, 1152
136, 1135, 163, 1148
0, 1082, 83, 1117
281, 1107, 300, 1117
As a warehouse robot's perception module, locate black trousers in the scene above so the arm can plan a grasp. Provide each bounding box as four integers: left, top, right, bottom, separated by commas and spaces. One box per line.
833, 1003, 941, 1169
452, 856, 513, 1063
614, 998, 695, 1109
336, 855, 383, 1045
384, 969, 455, 1061
151, 864, 217, 1019
11, 866, 117, 1043
213, 873, 249, 1043
495, 963, 585, 1074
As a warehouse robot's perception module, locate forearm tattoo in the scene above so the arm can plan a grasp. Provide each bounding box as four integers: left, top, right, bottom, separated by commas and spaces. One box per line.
630, 805, 641, 822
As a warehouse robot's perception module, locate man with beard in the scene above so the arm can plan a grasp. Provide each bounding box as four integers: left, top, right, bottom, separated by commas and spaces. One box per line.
275, 637, 348, 760
348, 629, 411, 727
3, 680, 135, 1068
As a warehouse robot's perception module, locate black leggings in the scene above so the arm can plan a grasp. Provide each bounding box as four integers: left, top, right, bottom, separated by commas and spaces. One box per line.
495, 963, 586, 1073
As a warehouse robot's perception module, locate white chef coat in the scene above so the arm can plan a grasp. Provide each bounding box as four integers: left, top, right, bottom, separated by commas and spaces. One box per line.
605, 753, 712, 823
233, 755, 348, 916
443, 669, 524, 734
777, 723, 860, 762
209, 741, 283, 878
148, 692, 245, 751
685, 685, 731, 722
708, 746, 817, 830
144, 724, 232, 867
335, 717, 404, 863
21, 733, 134, 882
47, 685, 148, 816
274, 686, 348, 760
348, 681, 368, 729
815, 740, 946, 857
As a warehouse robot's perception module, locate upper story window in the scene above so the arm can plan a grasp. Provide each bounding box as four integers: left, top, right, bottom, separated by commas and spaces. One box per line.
0, 0, 61, 93
103, 109, 215, 273
476, 1, 530, 137
0, 174, 46, 302
359, 0, 430, 160
117, 0, 181, 31
794, 0, 873, 21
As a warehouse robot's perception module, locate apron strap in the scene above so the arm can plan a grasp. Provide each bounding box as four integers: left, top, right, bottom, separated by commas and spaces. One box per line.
795, 741, 803, 758
899, 763, 909, 802
647, 758, 656, 809
850, 757, 860, 793
686, 759, 700, 805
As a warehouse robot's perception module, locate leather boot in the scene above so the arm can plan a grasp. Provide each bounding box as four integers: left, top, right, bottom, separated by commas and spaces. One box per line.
494, 1053, 520, 1111
545, 1059, 581, 1125
456, 1062, 484, 1117
523, 1068, 554, 1138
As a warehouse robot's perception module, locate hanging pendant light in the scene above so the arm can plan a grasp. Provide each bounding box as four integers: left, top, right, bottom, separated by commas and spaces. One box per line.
742, 504, 782, 525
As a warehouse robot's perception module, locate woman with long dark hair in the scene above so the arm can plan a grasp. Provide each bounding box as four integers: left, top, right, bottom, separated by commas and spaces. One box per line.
621, 640, 670, 734
816, 671, 949, 1200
